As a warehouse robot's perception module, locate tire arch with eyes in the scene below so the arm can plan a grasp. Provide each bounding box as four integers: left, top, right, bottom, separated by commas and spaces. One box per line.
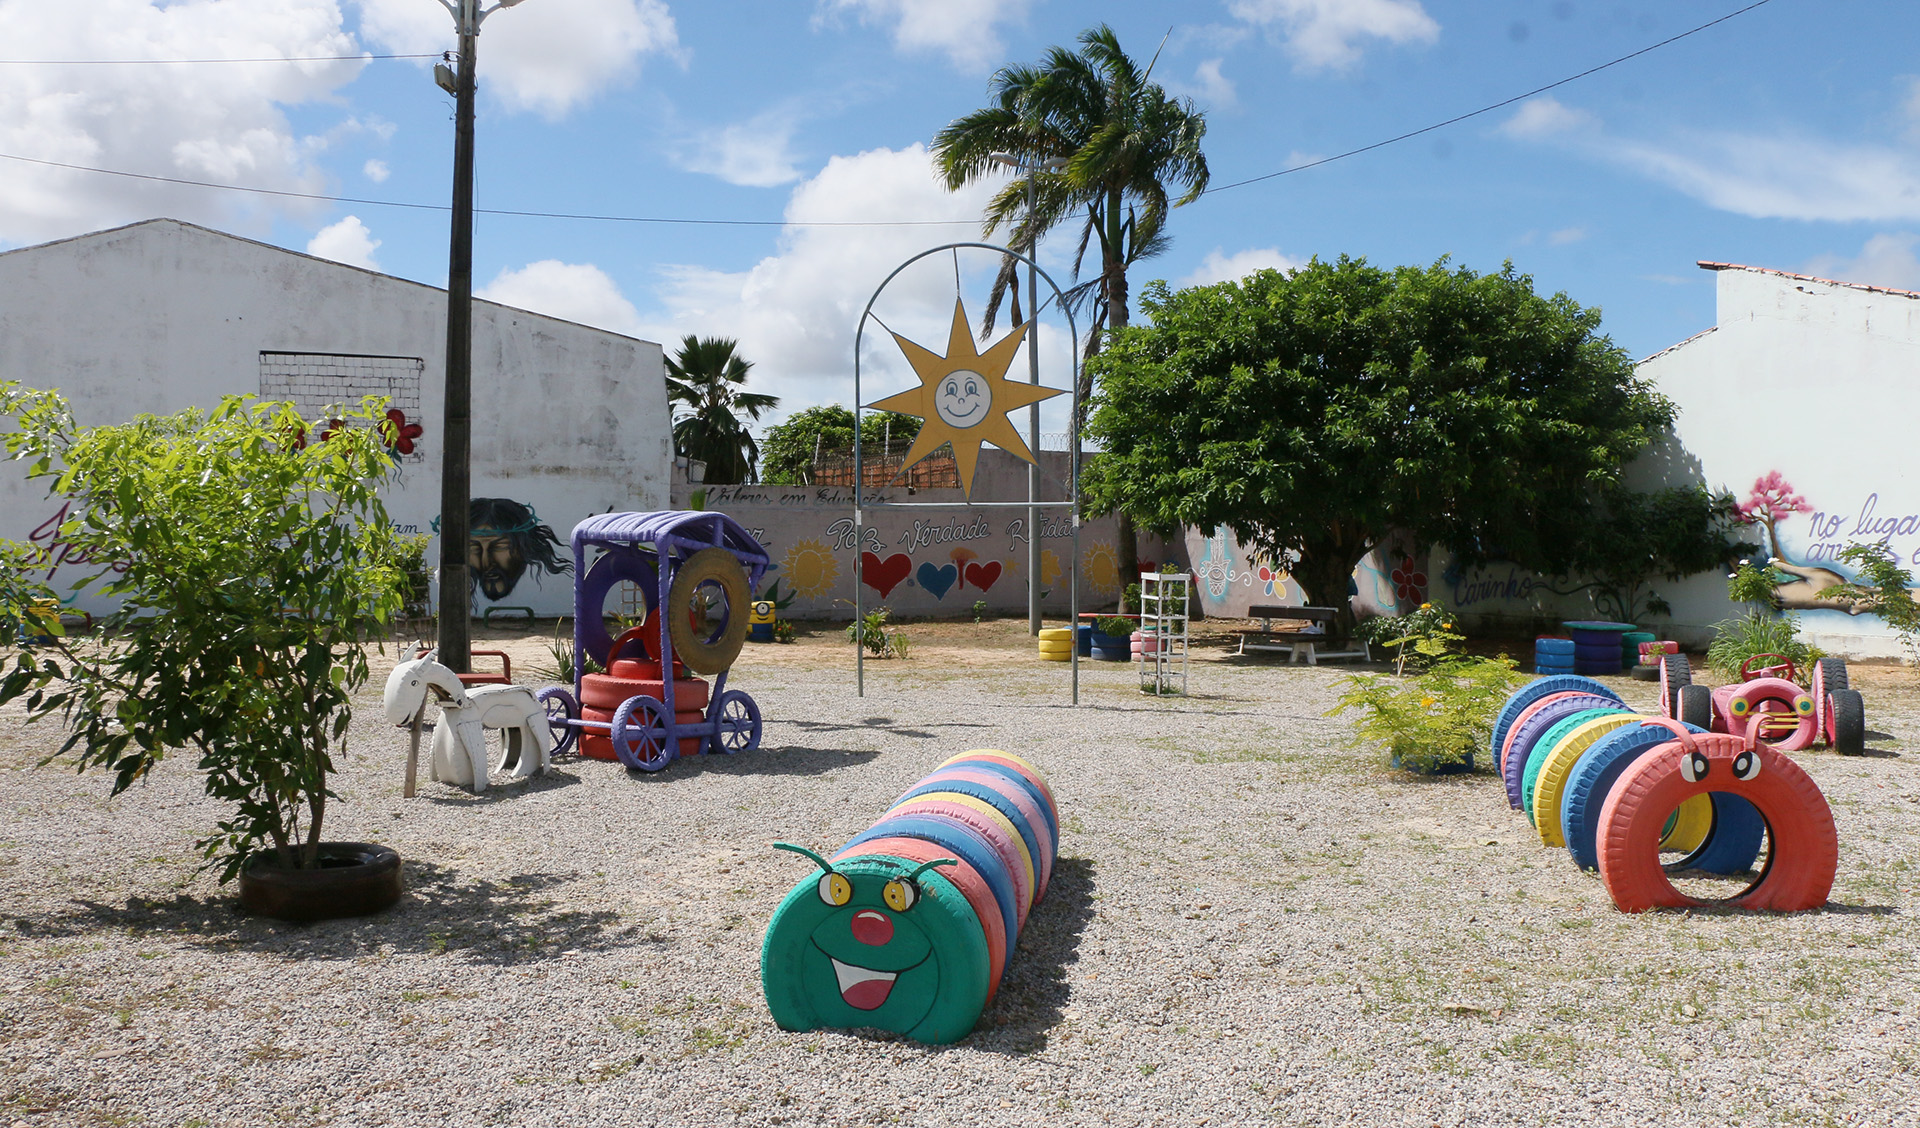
760, 750, 1058, 1045
1596, 722, 1837, 913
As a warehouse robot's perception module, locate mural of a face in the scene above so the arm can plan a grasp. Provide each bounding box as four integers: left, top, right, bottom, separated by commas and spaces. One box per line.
934, 370, 991, 429
761, 849, 989, 1045
469, 531, 524, 601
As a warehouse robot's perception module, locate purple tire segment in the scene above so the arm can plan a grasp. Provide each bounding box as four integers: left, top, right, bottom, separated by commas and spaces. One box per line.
1490, 675, 1621, 767
1502, 693, 1626, 810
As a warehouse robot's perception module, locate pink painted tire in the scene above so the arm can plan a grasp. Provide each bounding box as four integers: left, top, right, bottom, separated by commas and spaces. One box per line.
1725, 677, 1816, 751
1596, 726, 1836, 913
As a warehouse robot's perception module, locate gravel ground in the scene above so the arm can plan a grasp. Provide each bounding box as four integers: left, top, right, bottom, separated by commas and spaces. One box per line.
2, 624, 1917, 1127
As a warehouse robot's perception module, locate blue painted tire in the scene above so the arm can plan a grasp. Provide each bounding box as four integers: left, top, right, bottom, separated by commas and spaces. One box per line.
1090, 646, 1129, 661
1561, 720, 1706, 871
1534, 662, 1576, 675
1535, 638, 1576, 656
1502, 693, 1624, 809
1522, 708, 1635, 821
844, 815, 1020, 956
1670, 793, 1766, 876
939, 760, 1060, 853
1490, 676, 1623, 774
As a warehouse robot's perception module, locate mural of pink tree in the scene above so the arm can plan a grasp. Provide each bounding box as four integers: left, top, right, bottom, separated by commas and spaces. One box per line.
1737, 471, 1807, 562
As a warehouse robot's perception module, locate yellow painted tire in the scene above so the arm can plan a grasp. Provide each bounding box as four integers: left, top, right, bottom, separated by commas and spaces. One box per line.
1532, 714, 1639, 847
667, 547, 752, 675
1038, 650, 1070, 662
1037, 641, 1073, 655
1661, 793, 1715, 853
1037, 628, 1074, 642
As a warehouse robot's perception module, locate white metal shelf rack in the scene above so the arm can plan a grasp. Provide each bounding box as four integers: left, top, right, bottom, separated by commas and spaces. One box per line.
1137, 571, 1190, 697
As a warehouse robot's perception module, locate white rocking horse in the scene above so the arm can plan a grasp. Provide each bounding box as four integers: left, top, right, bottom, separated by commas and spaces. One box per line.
383, 650, 551, 794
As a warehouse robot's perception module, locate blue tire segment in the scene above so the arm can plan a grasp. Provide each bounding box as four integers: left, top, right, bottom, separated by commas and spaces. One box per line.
1561, 720, 1707, 871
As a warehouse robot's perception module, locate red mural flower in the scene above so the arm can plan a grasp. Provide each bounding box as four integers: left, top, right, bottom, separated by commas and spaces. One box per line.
1392, 555, 1428, 603
1738, 471, 1807, 525
383, 409, 424, 457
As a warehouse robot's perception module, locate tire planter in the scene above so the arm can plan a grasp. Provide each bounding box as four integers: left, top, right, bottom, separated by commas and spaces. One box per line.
1089, 644, 1129, 661
1597, 728, 1837, 912
762, 750, 1057, 1045
238, 842, 403, 922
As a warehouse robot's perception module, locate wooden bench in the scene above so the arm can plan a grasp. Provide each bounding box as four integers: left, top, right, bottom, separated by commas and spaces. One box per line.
1235, 605, 1371, 665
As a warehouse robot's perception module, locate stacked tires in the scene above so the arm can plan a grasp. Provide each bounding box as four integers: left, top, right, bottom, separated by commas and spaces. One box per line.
761, 750, 1059, 1044
1492, 675, 1837, 913
1534, 637, 1575, 676
1037, 627, 1073, 663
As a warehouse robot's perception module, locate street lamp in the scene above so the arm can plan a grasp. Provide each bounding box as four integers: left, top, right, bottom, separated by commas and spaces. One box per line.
989, 152, 1069, 637
433, 0, 527, 673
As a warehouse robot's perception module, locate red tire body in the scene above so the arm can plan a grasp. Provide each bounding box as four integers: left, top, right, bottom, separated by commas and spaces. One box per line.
1596, 730, 1836, 913
885, 798, 1034, 930
579, 703, 704, 760
1723, 677, 1816, 750
833, 836, 1008, 1003
580, 673, 708, 711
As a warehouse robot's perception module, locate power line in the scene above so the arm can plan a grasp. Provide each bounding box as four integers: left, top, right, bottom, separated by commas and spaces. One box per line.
0, 54, 439, 65
0, 0, 1777, 229
0, 152, 980, 229
1205, 0, 1777, 195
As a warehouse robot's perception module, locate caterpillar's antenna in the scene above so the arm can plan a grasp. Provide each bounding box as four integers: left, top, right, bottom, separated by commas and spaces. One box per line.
907, 857, 958, 883
773, 841, 836, 873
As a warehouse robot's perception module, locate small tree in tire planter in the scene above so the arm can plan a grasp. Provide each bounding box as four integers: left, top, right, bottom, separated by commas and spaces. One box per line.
0, 388, 408, 919
1330, 633, 1520, 774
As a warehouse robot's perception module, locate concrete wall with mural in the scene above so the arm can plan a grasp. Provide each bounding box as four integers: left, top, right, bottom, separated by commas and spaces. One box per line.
0, 218, 669, 619
679, 449, 1182, 619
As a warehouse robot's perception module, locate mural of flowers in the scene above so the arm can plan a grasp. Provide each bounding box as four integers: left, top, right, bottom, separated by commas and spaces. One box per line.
781, 538, 840, 599
383, 408, 425, 459
1039, 548, 1061, 587
1082, 541, 1119, 597
1254, 561, 1286, 598
1391, 554, 1428, 605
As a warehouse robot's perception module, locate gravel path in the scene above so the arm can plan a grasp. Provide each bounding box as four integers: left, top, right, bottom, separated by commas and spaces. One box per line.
2, 637, 1917, 1127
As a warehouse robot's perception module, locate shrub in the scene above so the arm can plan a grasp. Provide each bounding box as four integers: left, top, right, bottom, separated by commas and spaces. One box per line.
847, 607, 909, 658
1331, 640, 1521, 774
1093, 616, 1134, 639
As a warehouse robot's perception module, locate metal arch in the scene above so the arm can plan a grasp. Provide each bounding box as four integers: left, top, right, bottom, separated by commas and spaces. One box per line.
852, 241, 1082, 705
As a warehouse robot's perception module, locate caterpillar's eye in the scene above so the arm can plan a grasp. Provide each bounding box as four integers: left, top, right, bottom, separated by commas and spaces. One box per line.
818, 872, 851, 906
1794, 695, 1814, 716
1730, 698, 1751, 716
1680, 750, 1711, 783
883, 879, 918, 912
1732, 749, 1763, 781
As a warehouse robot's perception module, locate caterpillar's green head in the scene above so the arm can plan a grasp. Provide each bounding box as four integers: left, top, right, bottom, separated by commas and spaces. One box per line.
759, 843, 989, 1044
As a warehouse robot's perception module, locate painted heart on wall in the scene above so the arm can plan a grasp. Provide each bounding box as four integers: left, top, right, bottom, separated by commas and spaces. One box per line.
916, 561, 958, 601
861, 552, 912, 598
963, 560, 1002, 592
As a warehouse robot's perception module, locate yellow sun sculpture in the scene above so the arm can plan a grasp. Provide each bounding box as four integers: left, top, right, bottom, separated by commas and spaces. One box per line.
869, 298, 1065, 497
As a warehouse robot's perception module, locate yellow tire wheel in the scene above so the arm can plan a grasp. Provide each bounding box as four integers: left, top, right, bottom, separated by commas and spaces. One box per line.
1037, 627, 1074, 642
1036, 641, 1073, 654
1532, 714, 1638, 848
667, 547, 752, 676
1038, 650, 1070, 662
1661, 793, 1715, 853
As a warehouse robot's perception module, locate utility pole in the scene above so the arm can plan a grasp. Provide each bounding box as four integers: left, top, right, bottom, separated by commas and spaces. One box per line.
990, 152, 1068, 636
434, 0, 525, 672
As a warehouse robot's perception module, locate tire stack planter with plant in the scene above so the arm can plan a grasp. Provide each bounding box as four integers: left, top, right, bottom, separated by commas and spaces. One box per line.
0, 389, 412, 921
1089, 616, 1133, 661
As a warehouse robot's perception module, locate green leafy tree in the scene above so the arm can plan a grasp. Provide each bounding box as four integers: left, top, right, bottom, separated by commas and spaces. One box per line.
665, 335, 778, 484
1084, 257, 1673, 630
760, 404, 922, 486
0, 388, 406, 879
933, 23, 1209, 603
1571, 485, 1756, 621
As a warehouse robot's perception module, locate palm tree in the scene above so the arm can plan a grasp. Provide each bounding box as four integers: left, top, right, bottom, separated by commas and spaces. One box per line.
932, 24, 1209, 604
664, 336, 778, 485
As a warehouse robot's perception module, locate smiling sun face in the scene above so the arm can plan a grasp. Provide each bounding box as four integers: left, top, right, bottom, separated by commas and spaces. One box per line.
870, 298, 1065, 497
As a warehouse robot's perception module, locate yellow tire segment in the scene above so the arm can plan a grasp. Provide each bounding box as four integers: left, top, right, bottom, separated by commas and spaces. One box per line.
1661, 793, 1715, 853
1532, 714, 1640, 847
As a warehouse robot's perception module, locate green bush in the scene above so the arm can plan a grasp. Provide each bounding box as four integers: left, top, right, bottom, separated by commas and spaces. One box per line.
1331, 640, 1521, 774
1093, 616, 1135, 639
847, 607, 909, 658
1706, 613, 1819, 684
0, 388, 407, 879
1354, 602, 1459, 674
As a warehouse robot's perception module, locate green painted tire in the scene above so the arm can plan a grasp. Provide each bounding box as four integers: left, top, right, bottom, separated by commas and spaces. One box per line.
761, 854, 990, 1046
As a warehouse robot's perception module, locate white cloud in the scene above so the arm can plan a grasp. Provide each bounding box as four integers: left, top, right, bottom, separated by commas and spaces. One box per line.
306, 214, 380, 269
362, 158, 390, 182
1548, 226, 1586, 246
813, 0, 1030, 72
1499, 97, 1597, 140
673, 111, 803, 188
1504, 98, 1920, 223
354, 0, 680, 118
640, 144, 1002, 415
1228, 0, 1438, 72
1177, 59, 1236, 110
1804, 233, 1920, 292
479, 260, 644, 336
1179, 246, 1302, 288
0, 0, 365, 246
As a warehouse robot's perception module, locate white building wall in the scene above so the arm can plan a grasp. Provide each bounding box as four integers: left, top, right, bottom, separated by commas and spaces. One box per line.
0, 219, 669, 618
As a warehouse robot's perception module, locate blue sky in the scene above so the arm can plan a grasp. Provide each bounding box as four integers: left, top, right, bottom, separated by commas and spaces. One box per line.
4, 0, 1918, 432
